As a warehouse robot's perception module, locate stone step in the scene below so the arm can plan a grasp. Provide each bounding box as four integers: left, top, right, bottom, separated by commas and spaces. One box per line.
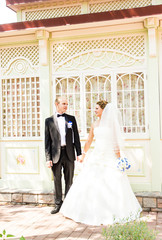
135, 191, 162, 212
0, 189, 162, 212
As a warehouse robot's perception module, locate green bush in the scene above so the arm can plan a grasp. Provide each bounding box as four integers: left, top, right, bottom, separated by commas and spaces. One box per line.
102, 220, 157, 240
0, 230, 14, 239
0, 230, 26, 240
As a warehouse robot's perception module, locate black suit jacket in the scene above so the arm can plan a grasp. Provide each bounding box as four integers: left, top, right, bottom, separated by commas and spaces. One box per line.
45, 113, 82, 164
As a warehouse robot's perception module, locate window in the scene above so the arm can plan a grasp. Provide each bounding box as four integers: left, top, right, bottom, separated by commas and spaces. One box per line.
85, 75, 111, 132
54, 71, 147, 136
117, 73, 146, 134
1, 77, 40, 138
55, 76, 81, 130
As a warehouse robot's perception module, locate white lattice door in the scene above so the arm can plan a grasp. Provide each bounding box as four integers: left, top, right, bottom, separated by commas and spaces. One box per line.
1, 77, 41, 138
53, 70, 147, 138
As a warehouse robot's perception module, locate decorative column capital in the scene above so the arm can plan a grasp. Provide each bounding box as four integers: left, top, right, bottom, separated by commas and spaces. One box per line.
144, 18, 159, 57
144, 17, 159, 29
36, 30, 49, 66
36, 29, 49, 40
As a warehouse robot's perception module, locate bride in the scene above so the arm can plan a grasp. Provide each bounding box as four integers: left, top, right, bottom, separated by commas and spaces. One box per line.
60, 101, 142, 226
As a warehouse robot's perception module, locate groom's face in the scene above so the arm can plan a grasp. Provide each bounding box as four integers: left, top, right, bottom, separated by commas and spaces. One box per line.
56, 97, 68, 114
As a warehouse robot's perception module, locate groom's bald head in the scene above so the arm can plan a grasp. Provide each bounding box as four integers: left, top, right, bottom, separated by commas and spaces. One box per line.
55, 96, 68, 114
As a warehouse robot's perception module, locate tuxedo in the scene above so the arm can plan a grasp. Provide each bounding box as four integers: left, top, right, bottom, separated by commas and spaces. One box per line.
45, 113, 81, 206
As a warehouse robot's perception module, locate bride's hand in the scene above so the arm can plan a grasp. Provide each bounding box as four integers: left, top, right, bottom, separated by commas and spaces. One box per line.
78, 154, 85, 163
115, 150, 121, 159
81, 152, 87, 162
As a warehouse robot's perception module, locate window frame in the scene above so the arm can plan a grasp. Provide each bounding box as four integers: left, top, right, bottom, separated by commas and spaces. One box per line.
0, 76, 41, 140
53, 68, 148, 139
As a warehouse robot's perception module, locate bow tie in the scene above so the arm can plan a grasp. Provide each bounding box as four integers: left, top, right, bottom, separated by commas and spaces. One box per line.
57, 113, 65, 117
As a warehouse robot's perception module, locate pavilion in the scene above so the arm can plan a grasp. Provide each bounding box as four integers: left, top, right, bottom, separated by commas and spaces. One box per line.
0, 0, 162, 195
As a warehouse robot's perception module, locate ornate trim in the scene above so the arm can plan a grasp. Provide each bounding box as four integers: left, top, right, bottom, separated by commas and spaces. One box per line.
54, 49, 145, 72
1, 57, 39, 77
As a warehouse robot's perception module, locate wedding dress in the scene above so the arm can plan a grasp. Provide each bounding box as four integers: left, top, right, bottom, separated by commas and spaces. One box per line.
60, 104, 142, 226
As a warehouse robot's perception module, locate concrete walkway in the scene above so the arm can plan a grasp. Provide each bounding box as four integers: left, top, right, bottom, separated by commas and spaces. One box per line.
1, 204, 162, 240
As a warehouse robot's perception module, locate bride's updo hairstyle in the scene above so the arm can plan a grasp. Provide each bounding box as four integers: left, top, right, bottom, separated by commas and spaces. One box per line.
96, 100, 108, 109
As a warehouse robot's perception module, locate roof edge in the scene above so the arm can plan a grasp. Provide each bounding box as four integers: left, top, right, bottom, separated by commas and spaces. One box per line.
1, 5, 162, 33
6, 0, 48, 5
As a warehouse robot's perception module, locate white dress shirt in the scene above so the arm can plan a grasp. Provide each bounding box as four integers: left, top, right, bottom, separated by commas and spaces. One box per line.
56, 113, 66, 146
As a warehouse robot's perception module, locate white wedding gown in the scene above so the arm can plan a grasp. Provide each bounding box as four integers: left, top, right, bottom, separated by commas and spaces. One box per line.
60, 126, 142, 226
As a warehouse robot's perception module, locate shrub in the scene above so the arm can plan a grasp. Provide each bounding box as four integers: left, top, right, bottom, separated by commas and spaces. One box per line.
0, 230, 26, 240
102, 220, 157, 240
0, 230, 14, 239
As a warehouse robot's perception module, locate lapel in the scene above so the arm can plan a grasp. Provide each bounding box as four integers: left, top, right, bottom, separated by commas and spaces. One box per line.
52, 114, 60, 134
64, 114, 69, 133
65, 114, 74, 143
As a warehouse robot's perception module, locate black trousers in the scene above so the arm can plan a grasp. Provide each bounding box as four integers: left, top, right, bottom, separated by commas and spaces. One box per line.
52, 148, 74, 206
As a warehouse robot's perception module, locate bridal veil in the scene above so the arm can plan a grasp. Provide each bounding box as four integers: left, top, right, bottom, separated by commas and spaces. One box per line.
99, 103, 125, 154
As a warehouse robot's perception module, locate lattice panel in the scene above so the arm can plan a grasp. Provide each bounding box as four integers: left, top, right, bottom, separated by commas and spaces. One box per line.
85, 74, 111, 132
89, 0, 152, 13
55, 76, 81, 130
117, 72, 146, 134
1, 77, 41, 138
0, 45, 39, 68
53, 35, 145, 65
25, 5, 81, 21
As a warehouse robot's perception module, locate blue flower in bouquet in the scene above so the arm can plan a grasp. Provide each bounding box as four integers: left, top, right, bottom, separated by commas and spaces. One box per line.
117, 157, 131, 172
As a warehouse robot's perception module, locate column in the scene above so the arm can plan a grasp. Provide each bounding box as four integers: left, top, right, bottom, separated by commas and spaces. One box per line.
144, 17, 161, 191
36, 29, 50, 118
36, 29, 53, 191
81, 2, 89, 14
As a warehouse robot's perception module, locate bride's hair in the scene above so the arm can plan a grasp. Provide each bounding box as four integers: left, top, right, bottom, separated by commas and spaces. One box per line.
96, 100, 108, 109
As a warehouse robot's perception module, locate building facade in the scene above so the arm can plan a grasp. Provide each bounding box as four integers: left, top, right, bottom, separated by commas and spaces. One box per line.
0, 0, 162, 192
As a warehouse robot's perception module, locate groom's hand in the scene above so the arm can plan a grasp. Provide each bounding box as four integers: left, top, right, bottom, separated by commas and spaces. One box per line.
77, 155, 82, 162
46, 161, 53, 168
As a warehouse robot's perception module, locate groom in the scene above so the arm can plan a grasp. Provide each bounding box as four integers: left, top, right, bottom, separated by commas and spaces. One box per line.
45, 96, 82, 214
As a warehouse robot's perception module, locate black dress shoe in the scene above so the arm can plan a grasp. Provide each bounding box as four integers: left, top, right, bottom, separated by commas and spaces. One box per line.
51, 205, 62, 214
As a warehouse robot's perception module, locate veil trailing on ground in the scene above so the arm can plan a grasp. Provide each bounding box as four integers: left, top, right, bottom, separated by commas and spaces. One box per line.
99, 103, 125, 154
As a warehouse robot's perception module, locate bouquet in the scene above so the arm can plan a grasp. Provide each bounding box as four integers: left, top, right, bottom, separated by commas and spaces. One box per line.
117, 157, 131, 172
